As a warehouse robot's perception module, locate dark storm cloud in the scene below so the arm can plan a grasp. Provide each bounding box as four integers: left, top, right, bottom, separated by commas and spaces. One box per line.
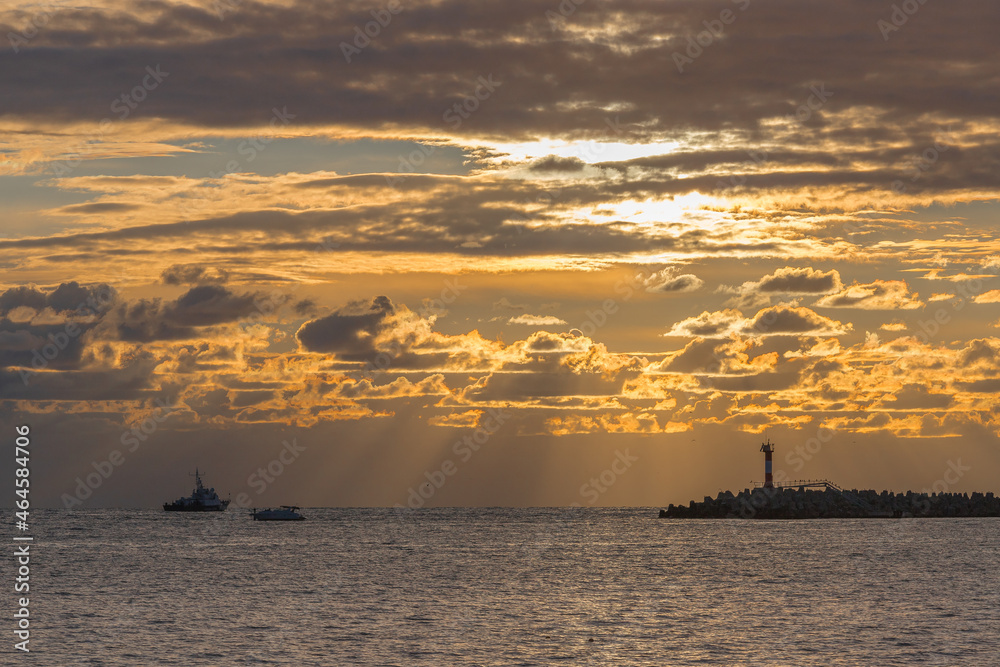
597, 150, 843, 175
0, 318, 92, 371
3, 0, 997, 150
293, 298, 317, 316
160, 264, 230, 285
0, 356, 158, 400
293, 173, 468, 191
958, 339, 1000, 368
0, 283, 119, 383
666, 305, 849, 338
0, 286, 47, 313
0, 329, 41, 351
0, 177, 784, 259
113, 285, 270, 341
644, 268, 703, 293
165, 285, 260, 325
47, 282, 117, 313
57, 202, 142, 215
881, 384, 954, 410
295, 295, 395, 356
665, 309, 743, 337
0, 195, 635, 256
758, 267, 839, 294
696, 370, 802, 393
955, 378, 1000, 393
749, 306, 846, 336
744, 267, 842, 294
529, 156, 587, 173
0, 282, 117, 315
660, 337, 796, 374
607, 144, 1000, 199
115, 298, 195, 342
460, 369, 635, 402
813, 280, 921, 310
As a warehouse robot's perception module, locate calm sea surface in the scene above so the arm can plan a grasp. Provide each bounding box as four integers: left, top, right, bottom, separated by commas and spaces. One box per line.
11, 509, 1000, 665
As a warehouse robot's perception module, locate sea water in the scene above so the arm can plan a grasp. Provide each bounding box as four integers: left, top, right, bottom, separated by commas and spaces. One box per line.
11, 508, 1000, 665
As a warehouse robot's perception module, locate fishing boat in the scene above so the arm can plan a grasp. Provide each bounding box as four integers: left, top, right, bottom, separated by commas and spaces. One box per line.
162, 469, 230, 511
252, 506, 305, 521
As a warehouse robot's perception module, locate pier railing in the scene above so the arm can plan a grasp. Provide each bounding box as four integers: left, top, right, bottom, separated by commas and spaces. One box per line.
751, 479, 842, 491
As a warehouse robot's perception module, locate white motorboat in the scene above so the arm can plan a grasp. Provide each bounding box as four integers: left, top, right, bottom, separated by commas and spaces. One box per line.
251, 506, 305, 521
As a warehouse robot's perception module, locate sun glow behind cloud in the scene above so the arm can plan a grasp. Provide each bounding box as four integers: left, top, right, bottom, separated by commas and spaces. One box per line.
594, 194, 725, 225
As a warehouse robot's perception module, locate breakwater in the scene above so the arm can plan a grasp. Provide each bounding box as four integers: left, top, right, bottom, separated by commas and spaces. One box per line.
659, 485, 1000, 519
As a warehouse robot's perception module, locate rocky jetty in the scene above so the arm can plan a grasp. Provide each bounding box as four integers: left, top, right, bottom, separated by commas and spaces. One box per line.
659, 486, 1000, 519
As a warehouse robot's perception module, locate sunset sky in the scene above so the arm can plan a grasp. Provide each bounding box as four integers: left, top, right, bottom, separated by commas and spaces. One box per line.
2, 0, 999, 508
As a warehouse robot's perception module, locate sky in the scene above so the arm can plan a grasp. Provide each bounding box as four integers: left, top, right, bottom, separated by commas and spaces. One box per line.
2, 0, 999, 508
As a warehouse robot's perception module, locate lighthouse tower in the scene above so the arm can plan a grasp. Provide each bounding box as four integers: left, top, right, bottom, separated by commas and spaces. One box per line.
760, 439, 775, 489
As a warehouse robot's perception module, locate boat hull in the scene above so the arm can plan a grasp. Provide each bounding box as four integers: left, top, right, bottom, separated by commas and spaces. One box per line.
252, 507, 305, 520
163, 502, 229, 512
